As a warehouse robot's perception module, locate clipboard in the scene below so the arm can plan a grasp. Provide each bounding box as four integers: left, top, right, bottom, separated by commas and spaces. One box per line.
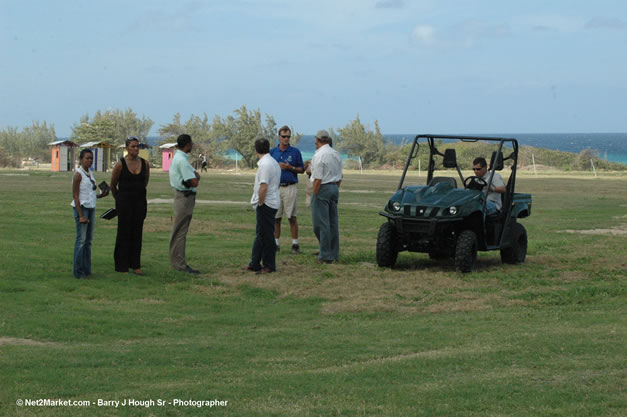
100, 208, 117, 220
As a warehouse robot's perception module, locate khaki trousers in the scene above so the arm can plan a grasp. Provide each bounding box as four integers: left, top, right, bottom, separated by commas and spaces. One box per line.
169, 191, 196, 270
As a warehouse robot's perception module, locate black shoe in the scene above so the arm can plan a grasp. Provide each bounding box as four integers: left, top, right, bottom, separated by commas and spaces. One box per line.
291, 244, 300, 254
185, 265, 201, 275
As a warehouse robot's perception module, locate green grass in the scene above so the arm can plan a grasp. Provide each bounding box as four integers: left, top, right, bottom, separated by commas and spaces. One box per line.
0, 168, 626, 416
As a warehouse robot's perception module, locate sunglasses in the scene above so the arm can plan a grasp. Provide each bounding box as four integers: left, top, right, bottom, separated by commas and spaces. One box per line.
280, 135, 291, 139
473, 168, 482, 171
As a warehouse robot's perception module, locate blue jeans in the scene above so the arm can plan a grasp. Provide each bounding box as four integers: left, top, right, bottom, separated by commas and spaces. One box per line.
486, 200, 499, 215
73, 206, 95, 278
311, 183, 340, 261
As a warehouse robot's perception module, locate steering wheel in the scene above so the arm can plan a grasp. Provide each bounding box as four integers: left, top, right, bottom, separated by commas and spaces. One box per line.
463, 176, 488, 191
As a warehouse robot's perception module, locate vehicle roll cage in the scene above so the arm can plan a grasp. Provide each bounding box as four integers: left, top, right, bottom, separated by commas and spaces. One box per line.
398, 135, 520, 236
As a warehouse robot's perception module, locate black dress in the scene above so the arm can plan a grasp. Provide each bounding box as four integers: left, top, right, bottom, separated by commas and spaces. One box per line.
114, 157, 147, 271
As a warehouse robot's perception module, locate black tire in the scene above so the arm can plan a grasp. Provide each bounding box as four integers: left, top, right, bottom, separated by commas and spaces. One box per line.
500, 223, 528, 264
455, 230, 477, 273
376, 222, 398, 268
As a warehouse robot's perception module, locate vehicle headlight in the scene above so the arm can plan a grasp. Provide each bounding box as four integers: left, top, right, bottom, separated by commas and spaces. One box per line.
448, 206, 457, 215
391, 201, 401, 212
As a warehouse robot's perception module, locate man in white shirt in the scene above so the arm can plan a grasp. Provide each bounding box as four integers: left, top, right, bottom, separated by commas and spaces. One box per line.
310, 130, 343, 263
245, 138, 281, 274
472, 156, 505, 215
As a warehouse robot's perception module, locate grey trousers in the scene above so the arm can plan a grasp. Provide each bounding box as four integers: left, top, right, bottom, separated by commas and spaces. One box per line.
311, 183, 340, 261
169, 191, 196, 270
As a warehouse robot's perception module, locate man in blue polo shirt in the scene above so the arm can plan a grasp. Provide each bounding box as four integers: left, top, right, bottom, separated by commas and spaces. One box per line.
270, 125, 304, 254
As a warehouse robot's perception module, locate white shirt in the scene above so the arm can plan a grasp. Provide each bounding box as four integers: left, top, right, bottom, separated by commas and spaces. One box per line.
481, 171, 505, 210
251, 154, 281, 209
311, 144, 343, 184
71, 167, 97, 208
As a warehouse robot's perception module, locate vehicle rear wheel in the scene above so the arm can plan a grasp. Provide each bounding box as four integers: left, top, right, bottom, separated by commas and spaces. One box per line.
376, 222, 398, 268
455, 230, 477, 273
500, 223, 527, 264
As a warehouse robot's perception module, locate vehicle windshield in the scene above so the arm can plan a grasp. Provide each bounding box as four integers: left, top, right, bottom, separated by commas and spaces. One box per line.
399, 137, 517, 191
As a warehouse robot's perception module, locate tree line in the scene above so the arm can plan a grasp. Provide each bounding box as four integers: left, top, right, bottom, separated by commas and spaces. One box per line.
1, 106, 624, 171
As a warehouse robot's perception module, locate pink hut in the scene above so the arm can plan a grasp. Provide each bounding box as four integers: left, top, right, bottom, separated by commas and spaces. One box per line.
48, 140, 78, 172
159, 143, 177, 172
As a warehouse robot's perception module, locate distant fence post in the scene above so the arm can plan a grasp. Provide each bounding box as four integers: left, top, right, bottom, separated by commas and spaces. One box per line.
358, 156, 363, 175
418, 159, 421, 176
590, 159, 597, 177
235, 152, 239, 174
532, 153, 537, 177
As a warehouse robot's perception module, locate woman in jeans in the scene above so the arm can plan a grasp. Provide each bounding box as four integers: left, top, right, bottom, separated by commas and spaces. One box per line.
71, 149, 109, 278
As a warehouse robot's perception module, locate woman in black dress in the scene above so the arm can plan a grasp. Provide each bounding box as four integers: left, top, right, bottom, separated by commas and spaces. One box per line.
110, 136, 150, 275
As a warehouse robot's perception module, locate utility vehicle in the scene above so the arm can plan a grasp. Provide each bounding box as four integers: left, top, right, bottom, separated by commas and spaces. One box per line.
376, 135, 531, 272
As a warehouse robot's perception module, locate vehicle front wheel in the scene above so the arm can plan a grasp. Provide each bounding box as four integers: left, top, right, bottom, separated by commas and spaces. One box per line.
500, 223, 527, 264
455, 230, 477, 273
376, 222, 399, 268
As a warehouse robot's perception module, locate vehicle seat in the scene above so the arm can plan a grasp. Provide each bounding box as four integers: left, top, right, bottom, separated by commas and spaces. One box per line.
443, 149, 457, 168
489, 151, 504, 170
428, 176, 457, 188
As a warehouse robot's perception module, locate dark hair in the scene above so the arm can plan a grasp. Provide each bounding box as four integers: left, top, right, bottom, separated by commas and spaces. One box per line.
79, 149, 93, 160
125, 136, 140, 147
317, 136, 331, 145
278, 125, 291, 135
177, 134, 192, 149
255, 138, 270, 154
473, 157, 487, 168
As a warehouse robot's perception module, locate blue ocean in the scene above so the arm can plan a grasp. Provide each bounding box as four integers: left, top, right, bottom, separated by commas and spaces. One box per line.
149, 133, 627, 164
287, 133, 627, 164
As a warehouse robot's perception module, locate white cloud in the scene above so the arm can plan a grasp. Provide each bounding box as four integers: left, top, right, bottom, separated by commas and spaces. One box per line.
410, 20, 510, 48
410, 24, 437, 46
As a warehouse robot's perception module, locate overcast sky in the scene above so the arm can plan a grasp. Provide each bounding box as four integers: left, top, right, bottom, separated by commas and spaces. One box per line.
2, 0, 626, 137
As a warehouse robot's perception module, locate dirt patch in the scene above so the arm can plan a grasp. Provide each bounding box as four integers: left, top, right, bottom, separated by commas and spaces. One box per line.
142, 217, 253, 235
213, 260, 505, 314
0, 337, 54, 346
147, 198, 247, 205
562, 224, 627, 236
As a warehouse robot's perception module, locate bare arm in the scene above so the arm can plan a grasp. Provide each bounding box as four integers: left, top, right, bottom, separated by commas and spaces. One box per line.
279, 162, 304, 174
109, 162, 122, 200
144, 159, 150, 188
258, 183, 268, 206
72, 172, 88, 223
188, 170, 200, 187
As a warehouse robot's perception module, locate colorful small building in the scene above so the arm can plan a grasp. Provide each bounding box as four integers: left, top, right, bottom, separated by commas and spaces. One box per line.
159, 143, 177, 172
79, 141, 115, 172
121, 143, 152, 161
48, 140, 78, 172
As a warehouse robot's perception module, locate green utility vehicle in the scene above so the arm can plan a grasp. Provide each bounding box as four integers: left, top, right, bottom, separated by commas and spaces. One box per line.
376, 135, 532, 272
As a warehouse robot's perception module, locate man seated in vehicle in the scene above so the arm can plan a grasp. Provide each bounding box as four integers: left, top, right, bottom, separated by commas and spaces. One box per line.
472, 157, 506, 215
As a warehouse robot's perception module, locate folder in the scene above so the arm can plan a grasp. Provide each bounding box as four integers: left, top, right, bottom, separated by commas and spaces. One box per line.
100, 208, 117, 220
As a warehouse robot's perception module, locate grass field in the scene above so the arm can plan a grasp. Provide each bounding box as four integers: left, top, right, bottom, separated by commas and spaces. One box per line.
1, 168, 625, 416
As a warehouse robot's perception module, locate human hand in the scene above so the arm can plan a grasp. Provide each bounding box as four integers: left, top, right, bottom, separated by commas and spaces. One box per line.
79, 216, 89, 223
